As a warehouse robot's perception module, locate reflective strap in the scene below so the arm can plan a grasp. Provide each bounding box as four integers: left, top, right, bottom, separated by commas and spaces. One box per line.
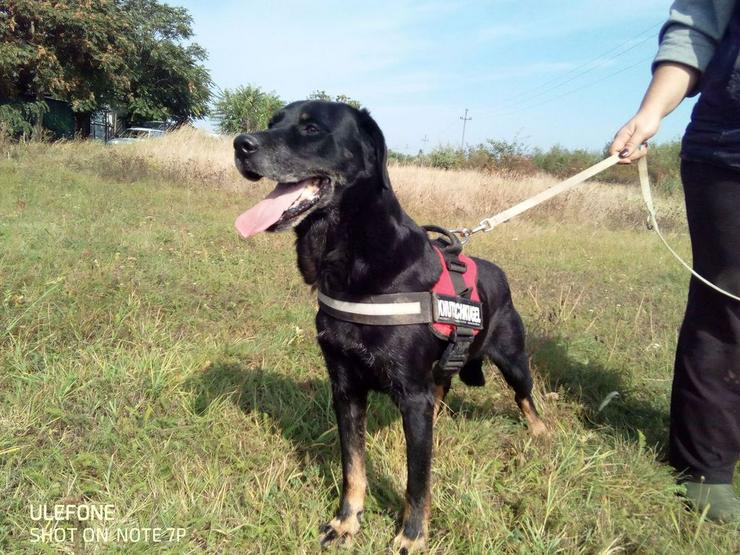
317, 291, 434, 325
318, 292, 422, 316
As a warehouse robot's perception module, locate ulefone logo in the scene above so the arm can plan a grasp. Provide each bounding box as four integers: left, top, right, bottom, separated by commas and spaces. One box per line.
27, 503, 187, 546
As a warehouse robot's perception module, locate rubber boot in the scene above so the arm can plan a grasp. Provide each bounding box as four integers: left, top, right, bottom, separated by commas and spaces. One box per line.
682, 482, 740, 524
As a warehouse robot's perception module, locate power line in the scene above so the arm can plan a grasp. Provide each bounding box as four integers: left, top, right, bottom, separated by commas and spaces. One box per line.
478, 20, 661, 117
494, 22, 659, 107
487, 54, 653, 120
430, 21, 662, 150
504, 34, 655, 109
439, 119, 459, 138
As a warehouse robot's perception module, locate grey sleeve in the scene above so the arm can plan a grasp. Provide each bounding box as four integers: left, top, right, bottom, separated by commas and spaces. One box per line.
653, 0, 736, 73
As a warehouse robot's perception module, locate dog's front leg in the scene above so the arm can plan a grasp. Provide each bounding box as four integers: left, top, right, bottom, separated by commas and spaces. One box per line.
393, 391, 434, 553
319, 387, 368, 548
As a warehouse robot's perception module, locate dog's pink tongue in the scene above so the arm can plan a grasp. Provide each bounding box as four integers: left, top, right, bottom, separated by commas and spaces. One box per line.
235, 182, 305, 238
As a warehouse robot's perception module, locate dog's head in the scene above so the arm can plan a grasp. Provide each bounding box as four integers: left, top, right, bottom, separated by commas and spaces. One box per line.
233, 100, 390, 236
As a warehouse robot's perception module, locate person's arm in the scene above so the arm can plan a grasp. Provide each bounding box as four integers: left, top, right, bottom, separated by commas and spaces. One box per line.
608, 0, 735, 163
609, 62, 699, 163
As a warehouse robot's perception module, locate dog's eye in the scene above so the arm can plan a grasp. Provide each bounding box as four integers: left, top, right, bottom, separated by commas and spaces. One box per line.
303, 124, 321, 135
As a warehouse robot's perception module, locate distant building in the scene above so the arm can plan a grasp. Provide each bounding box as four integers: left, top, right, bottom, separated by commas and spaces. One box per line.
1, 97, 173, 141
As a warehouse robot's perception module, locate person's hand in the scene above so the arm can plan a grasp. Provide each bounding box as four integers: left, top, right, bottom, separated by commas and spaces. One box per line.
609, 109, 661, 164
609, 62, 698, 164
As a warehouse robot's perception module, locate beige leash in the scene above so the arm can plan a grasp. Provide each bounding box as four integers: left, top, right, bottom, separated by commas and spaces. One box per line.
451, 152, 739, 301
637, 156, 739, 301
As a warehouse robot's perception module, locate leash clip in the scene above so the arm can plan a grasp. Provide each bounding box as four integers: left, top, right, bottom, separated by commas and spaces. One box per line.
475, 219, 493, 233
449, 227, 473, 244
450, 219, 493, 244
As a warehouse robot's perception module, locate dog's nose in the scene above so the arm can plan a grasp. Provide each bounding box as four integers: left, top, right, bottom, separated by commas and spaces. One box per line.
234, 134, 259, 155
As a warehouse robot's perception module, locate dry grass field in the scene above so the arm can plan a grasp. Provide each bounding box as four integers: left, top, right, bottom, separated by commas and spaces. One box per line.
1, 130, 737, 554
116, 128, 687, 228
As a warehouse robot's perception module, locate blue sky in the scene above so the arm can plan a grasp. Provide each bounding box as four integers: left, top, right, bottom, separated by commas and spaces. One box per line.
172, 0, 695, 154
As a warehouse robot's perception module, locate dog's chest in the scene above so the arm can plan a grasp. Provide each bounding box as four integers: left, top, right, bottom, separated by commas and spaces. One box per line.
314, 311, 443, 388
315, 318, 392, 369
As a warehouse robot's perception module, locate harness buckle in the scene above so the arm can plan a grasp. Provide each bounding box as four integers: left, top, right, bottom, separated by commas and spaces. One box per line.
436, 327, 475, 374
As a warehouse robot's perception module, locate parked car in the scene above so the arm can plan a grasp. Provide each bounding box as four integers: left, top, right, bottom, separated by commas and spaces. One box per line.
107, 127, 165, 145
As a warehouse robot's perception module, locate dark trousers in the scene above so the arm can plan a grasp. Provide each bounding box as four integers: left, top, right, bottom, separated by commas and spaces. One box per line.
668, 160, 740, 483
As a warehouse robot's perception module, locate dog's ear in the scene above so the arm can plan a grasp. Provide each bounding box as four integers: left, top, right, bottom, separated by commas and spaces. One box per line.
358, 109, 391, 190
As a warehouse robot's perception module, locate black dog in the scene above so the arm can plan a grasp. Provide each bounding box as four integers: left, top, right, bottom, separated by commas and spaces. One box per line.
233, 100, 546, 552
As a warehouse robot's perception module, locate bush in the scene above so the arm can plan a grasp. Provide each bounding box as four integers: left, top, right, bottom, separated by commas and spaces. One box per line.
308, 90, 362, 109
213, 85, 284, 134
0, 100, 48, 140
424, 140, 537, 173
532, 145, 601, 178
0, 105, 30, 138
427, 145, 465, 170
645, 140, 682, 194
392, 138, 682, 195
467, 139, 538, 175
388, 150, 420, 165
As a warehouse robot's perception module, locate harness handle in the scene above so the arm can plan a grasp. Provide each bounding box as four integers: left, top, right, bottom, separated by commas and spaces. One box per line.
422, 224, 463, 256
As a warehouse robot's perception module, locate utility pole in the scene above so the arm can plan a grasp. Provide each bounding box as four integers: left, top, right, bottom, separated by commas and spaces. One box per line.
459, 108, 471, 150
420, 135, 429, 166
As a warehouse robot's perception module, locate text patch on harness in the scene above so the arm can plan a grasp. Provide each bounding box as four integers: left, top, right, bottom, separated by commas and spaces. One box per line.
428, 242, 481, 340
433, 294, 483, 329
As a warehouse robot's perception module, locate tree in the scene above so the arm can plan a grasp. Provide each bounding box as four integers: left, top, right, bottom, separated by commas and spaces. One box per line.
120, 0, 212, 123
213, 85, 284, 134
334, 94, 362, 109
0, 0, 212, 133
308, 89, 332, 102
0, 1, 133, 110
308, 90, 361, 109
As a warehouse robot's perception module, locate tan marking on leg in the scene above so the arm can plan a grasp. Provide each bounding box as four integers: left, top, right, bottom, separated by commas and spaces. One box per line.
319, 449, 366, 546
399, 492, 428, 527
517, 396, 548, 437
433, 383, 447, 424
345, 452, 367, 512
392, 532, 426, 553
323, 514, 361, 541
422, 491, 431, 537
394, 494, 428, 551
394, 486, 431, 552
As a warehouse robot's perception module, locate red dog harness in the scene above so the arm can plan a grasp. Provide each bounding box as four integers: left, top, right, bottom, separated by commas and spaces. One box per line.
317, 226, 483, 374
429, 246, 481, 339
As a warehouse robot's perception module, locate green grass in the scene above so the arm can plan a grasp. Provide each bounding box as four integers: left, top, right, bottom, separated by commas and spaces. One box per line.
1, 143, 738, 554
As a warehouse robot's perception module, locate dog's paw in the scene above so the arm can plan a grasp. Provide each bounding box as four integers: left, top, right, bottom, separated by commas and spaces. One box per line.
529, 418, 549, 438
392, 532, 426, 554
319, 513, 362, 549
